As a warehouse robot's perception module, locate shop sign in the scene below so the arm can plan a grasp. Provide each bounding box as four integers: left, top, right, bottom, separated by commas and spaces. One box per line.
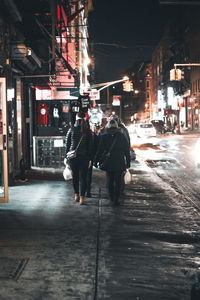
164, 109, 177, 115
35, 88, 51, 100
79, 95, 91, 110
89, 89, 100, 100
54, 139, 64, 147
112, 95, 121, 106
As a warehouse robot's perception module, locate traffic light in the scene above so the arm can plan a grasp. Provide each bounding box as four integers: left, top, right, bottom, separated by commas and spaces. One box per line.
175, 69, 182, 80
170, 68, 184, 81
170, 69, 176, 81
123, 80, 133, 92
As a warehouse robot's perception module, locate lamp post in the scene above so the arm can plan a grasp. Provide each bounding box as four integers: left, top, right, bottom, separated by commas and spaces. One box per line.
96, 76, 129, 117
97, 76, 129, 92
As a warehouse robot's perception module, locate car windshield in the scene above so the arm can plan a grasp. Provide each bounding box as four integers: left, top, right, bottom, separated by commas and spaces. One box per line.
140, 124, 153, 128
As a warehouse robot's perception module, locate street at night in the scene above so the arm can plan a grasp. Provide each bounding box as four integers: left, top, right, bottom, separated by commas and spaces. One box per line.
1, 0, 200, 299
0, 132, 200, 299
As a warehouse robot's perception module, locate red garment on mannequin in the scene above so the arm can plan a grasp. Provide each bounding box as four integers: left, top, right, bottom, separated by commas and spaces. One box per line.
37, 103, 49, 125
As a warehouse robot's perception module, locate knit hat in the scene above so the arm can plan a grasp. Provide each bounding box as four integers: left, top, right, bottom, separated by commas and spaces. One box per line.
106, 119, 118, 128
109, 114, 119, 124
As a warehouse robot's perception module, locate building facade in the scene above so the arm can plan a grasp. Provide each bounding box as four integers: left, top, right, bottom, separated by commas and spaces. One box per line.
0, 0, 93, 189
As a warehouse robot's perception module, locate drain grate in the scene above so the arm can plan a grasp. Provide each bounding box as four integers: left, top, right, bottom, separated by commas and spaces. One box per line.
0, 257, 29, 280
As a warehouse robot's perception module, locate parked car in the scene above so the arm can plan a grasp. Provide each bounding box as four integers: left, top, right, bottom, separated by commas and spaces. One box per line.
151, 120, 166, 134
136, 123, 156, 138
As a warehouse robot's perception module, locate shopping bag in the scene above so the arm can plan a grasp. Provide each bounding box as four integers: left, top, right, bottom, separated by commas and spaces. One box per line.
63, 164, 72, 180
124, 169, 131, 184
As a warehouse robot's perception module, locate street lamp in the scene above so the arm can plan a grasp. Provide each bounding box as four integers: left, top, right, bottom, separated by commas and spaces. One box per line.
98, 76, 129, 92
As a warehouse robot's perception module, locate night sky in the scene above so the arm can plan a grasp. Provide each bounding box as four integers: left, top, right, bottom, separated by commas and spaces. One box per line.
89, 0, 198, 83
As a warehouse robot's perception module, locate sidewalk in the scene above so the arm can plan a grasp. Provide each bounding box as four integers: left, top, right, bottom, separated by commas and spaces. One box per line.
0, 160, 199, 299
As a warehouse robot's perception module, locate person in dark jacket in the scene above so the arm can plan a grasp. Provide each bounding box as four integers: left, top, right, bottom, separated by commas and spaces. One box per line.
86, 122, 99, 197
65, 112, 93, 205
95, 119, 130, 205
109, 114, 132, 193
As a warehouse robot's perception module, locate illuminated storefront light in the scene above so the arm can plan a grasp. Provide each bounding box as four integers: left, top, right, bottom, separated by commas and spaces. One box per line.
7, 89, 15, 101
167, 87, 174, 107
35, 87, 51, 100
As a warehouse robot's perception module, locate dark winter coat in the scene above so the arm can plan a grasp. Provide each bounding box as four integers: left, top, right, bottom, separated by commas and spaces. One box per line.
95, 127, 130, 172
118, 123, 130, 147
65, 121, 93, 160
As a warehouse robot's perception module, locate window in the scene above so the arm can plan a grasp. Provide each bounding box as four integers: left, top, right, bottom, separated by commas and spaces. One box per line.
146, 91, 150, 98
146, 81, 149, 88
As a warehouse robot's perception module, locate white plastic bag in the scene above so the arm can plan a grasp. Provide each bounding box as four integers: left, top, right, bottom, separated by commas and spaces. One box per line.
63, 164, 72, 181
124, 169, 131, 184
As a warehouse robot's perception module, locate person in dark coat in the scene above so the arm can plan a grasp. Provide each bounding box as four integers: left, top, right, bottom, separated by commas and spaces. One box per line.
86, 123, 99, 197
95, 119, 130, 205
109, 114, 131, 193
65, 112, 93, 205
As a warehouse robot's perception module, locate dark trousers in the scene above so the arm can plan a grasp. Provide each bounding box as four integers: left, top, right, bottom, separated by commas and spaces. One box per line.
106, 171, 123, 203
87, 161, 93, 194
69, 156, 89, 196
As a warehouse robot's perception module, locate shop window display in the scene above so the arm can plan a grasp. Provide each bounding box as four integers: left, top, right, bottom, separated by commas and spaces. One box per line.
34, 100, 70, 168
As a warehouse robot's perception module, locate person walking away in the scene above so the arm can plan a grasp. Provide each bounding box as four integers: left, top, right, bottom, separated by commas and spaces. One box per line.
95, 119, 130, 206
86, 122, 99, 198
109, 114, 131, 192
172, 120, 177, 134
65, 112, 93, 205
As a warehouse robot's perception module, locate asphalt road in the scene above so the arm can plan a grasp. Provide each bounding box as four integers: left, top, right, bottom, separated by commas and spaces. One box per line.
132, 132, 200, 214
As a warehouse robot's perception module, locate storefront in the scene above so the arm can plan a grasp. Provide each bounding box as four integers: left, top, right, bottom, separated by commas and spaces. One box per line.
31, 91, 91, 169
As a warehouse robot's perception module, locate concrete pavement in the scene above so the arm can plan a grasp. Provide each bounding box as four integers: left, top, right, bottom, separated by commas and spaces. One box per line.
0, 159, 199, 299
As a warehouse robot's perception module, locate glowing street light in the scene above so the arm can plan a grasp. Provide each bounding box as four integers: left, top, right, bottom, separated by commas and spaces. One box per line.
83, 57, 91, 67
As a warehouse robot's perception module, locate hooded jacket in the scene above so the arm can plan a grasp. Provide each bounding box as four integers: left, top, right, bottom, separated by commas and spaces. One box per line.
95, 127, 130, 172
